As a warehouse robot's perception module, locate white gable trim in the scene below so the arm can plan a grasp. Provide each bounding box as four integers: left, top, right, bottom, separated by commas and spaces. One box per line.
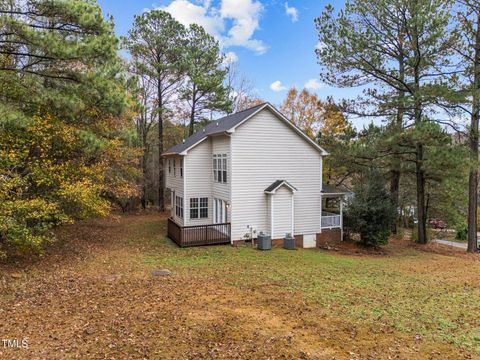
169, 131, 232, 156
229, 103, 329, 156
264, 180, 297, 194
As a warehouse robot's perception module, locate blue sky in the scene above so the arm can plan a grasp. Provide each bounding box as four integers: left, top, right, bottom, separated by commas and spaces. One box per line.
98, 0, 369, 128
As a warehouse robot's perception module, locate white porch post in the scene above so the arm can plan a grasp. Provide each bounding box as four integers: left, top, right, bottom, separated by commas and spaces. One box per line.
340, 196, 344, 241
319, 194, 323, 233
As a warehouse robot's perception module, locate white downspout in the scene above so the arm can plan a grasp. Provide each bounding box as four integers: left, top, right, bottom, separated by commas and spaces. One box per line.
183, 155, 186, 227
270, 195, 274, 239
228, 134, 233, 244
291, 193, 294, 235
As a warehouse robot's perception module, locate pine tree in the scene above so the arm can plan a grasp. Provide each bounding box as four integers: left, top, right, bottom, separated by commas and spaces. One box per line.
454, 0, 480, 252
181, 24, 231, 136
315, 0, 457, 244
124, 10, 186, 211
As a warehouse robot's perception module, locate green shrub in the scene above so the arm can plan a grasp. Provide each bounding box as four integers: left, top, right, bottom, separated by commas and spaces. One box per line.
455, 223, 467, 241
345, 171, 397, 247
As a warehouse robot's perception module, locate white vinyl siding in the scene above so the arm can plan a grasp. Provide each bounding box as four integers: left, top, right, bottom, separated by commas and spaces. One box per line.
271, 187, 293, 239
184, 140, 213, 226
230, 108, 322, 241
165, 155, 185, 226
165, 155, 183, 189
211, 135, 230, 203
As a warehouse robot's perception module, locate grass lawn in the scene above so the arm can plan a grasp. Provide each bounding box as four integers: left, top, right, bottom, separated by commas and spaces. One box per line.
1, 214, 479, 359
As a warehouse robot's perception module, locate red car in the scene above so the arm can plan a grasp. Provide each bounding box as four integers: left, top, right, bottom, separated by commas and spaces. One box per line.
428, 219, 446, 229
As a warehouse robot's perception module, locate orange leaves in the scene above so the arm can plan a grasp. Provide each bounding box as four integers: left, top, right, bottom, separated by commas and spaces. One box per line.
280, 87, 325, 138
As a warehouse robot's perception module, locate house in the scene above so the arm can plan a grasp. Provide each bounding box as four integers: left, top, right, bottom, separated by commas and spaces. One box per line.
163, 103, 345, 248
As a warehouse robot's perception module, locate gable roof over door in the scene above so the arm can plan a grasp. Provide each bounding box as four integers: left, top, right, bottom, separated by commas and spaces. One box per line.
264, 180, 297, 194
162, 103, 329, 156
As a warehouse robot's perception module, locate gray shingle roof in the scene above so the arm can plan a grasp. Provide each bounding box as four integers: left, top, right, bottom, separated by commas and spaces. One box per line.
322, 183, 347, 194
163, 103, 267, 155
264, 180, 297, 193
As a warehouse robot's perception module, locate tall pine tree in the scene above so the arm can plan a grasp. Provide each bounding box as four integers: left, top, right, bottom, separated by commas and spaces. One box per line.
455, 0, 480, 252
316, 0, 457, 244
181, 24, 231, 136
124, 10, 186, 211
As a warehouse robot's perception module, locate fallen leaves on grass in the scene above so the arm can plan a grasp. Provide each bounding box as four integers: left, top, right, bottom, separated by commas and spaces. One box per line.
0, 214, 478, 359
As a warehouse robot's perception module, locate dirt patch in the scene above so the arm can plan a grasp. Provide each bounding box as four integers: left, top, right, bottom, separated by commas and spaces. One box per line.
317, 238, 391, 256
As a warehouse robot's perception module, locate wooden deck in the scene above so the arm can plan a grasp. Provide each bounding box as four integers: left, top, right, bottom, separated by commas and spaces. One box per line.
167, 218, 231, 247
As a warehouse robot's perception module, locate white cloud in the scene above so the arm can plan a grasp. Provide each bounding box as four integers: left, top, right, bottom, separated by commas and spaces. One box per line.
161, 0, 224, 37
223, 51, 238, 64
304, 78, 323, 90
270, 80, 287, 92
316, 41, 326, 51
284, 2, 298, 22
160, 0, 266, 55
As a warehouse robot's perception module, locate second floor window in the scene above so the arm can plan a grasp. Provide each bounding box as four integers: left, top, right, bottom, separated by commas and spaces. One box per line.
213, 154, 227, 183
168, 160, 171, 174
180, 158, 183, 178
173, 159, 176, 177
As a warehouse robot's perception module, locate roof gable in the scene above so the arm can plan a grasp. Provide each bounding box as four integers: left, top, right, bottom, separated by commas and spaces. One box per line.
162, 103, 328, 156
264, 180, 297, 194
163, 103, 266, 156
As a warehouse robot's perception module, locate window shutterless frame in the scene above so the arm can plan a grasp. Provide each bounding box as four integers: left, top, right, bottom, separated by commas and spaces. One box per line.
190, 197, 208, 219
212, 154, 227, 183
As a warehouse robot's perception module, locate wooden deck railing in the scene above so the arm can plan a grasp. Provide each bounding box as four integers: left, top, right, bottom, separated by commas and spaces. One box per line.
167, 218, 231, 247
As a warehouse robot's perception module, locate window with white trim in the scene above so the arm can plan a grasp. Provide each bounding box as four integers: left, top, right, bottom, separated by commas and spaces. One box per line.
173, 159, 176, 177
214, 198, 227, 223
190, 197, 208, 219
168, 160, 171, 174
175, 196, 183, 218
213, 154, 227, 183
180, 158, 183, 178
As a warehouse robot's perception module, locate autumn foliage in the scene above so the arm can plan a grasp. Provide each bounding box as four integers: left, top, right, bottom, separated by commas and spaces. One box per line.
0, 0, 139, 258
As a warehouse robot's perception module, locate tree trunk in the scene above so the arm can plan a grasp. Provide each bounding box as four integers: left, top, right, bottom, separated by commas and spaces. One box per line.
141, 145, 147, 209
468, 11, 480, 253
391, 45, 405, 234
158, 82, 165, 212
413, 91, 427, 244
415, 141, 427, 244
188, 86, 196, 136
390, 169, 400, 233
411, 23, 427, 245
